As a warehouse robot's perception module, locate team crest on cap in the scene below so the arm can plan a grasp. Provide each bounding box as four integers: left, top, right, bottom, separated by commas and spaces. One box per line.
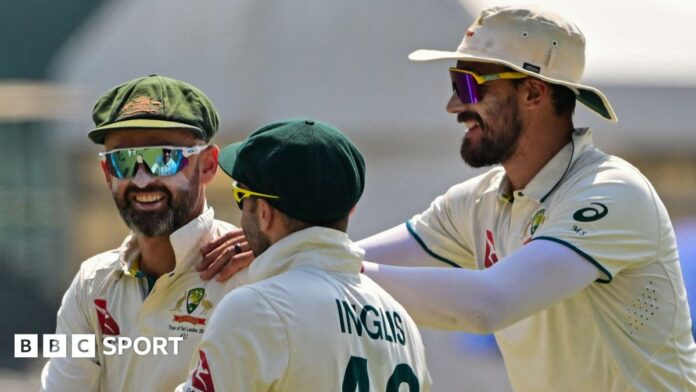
118, 96, 163, 119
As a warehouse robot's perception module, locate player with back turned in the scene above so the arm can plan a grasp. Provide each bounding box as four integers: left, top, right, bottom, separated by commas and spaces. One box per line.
177, 119, 431, 392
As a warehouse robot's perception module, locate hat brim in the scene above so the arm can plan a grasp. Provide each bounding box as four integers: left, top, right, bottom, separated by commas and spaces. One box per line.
88, 119, 206, 144
409, 49, 618, 123
218, 142, 245, 179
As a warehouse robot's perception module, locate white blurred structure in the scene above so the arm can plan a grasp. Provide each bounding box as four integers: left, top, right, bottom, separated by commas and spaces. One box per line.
51, 0, 696, 149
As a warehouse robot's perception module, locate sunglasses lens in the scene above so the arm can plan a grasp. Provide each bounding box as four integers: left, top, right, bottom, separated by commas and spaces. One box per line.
105, 150, 137, 179
141, 148, 184, 177
450, 70, 480, 104
104, 148, 187, 179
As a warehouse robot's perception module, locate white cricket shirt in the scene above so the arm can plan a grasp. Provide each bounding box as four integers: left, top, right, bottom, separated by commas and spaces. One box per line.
409, 128, 696, 391
41, 208, 248, 392
177, 227, 431, 392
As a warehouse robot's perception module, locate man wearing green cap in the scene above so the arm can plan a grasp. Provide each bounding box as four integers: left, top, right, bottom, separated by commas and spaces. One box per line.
41, 75, 250, 391
177, 119, 430, 392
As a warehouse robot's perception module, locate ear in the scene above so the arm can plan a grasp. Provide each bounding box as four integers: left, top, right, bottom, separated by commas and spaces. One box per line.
519, 78, 549, 110
256, 199, 275, 233
198, 144, 219, 185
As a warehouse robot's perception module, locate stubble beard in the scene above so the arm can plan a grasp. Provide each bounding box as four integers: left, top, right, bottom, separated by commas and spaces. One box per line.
114, 168, 201, 237
459, 96, 523, 168
243, 200, 272, 257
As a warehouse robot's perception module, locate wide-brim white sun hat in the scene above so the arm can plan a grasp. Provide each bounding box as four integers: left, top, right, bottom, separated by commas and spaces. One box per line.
409, 5, 617, 122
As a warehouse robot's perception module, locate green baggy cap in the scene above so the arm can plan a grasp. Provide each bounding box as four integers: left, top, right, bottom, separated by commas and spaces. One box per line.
89, 75, 219, 144
219, 118, 366, 224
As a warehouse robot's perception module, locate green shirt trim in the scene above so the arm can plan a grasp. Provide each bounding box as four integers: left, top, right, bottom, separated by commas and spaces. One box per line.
531, 236, 613, 284
405, 220, 461, 268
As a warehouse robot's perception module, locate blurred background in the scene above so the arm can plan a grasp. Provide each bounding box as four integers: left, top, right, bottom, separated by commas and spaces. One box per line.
1, 0, 695, 390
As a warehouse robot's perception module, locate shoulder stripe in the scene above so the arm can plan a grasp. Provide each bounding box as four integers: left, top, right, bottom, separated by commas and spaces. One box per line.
531, 236, 612, 284
405, 221, 461, 268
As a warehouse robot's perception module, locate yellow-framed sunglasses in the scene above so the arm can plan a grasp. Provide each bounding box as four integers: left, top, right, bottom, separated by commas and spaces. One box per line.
449, 67, 528, 104
232, 180, 280, 209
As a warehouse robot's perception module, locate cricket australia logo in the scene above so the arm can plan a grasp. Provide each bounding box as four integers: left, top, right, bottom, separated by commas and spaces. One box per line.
530, 208, 546, 235
171, 288, 213, 327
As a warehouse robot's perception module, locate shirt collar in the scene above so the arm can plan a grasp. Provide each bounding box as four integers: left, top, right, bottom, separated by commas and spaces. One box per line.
119, 206, 216, 275
492, 127, 593, 203
248, 226, 365, 283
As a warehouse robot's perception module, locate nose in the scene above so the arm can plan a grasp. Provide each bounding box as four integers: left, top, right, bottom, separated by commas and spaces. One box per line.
446, 93, 466, 113
131, 163, 157, 188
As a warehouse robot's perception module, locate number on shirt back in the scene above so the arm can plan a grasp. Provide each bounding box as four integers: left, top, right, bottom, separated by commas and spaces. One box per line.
342, 355, 419, 391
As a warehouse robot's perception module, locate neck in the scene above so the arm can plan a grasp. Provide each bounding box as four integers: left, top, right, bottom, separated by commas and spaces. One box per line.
136, 235, 176, 278
502, 118, 573, 190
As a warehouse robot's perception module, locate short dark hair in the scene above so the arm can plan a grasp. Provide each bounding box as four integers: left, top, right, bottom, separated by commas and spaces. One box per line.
281, 213, 349, 234
549, 83, 576, 118
249, 197, 349, 234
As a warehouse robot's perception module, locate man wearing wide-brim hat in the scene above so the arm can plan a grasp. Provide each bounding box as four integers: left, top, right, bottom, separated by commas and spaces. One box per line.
356, 5, 696, 391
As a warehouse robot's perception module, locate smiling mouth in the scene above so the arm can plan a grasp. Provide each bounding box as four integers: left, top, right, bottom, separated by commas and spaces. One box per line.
464, 120, 480, 129
461, 120, 483, 135
131, 192, 166, 204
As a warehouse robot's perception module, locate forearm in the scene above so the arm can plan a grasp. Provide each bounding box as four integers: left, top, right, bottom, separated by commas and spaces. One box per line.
363, 261, 497, 332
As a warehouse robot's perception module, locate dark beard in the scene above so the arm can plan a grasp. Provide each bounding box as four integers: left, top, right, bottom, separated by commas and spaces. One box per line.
115, 170, 200, 237
458, 103, 522, 167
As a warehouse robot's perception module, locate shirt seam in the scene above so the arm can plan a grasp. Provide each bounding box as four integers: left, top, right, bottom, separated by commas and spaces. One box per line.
540, 136, 576, 203
638, 172, 663, 267
630, 260, 689, 389
584, 286, 633, 390
244, 286, 292, 383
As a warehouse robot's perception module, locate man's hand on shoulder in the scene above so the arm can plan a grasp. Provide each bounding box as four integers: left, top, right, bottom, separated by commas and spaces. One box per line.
198, 229, 255, 282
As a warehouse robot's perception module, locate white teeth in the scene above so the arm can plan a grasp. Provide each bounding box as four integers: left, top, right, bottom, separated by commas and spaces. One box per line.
464, 121, 479, 129
134, 193, 164, 203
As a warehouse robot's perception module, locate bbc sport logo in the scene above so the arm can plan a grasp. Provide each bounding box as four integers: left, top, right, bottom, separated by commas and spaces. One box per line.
14, 334, 183, 358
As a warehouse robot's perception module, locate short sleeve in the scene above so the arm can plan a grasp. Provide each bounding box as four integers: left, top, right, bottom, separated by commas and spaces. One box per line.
408, 182, 477, 269
179, 287, 289, 392
532, 166, 660, 283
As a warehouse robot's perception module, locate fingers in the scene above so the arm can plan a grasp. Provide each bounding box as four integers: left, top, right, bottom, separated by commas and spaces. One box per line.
198, 241, 251, 281
200, 228, 244, 256
215, 251, 255, 282
198, 230, 246, 272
